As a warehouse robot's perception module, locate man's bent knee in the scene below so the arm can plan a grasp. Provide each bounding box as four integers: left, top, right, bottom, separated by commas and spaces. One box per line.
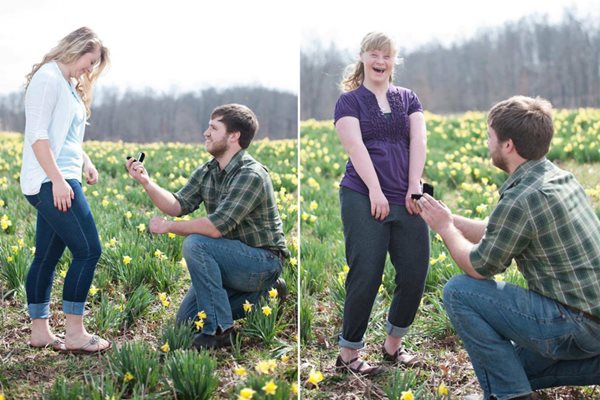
442, 274, 474, 308
182, 234, 215, 260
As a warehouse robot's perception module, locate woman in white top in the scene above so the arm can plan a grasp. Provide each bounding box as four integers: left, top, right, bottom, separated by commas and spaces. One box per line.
21, 27, 111, 353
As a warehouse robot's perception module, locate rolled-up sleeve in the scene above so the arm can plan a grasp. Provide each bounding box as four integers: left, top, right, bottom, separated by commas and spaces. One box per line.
470, 199, 532, 277
24, 71, 58, 144
207, 171, 264, 236
173, 167, 205, 216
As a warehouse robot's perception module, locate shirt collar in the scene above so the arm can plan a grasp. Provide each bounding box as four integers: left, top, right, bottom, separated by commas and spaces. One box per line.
358, 84, 393, 97
499, 158, 546, 195
208, 149, 246, 175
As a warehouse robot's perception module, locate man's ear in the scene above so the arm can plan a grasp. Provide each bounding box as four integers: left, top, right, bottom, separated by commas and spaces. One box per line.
228, 131, 241, 143
504, 138, 515, 153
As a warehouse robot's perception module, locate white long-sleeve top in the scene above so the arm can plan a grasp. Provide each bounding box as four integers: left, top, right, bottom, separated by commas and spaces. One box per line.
20, 61, 86, 195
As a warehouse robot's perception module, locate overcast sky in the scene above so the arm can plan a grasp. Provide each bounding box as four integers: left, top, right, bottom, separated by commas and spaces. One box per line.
301, 0, 600, 53
1, 0, 598, 96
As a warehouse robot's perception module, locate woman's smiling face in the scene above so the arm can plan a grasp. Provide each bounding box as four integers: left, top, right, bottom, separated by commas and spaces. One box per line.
361, 48, 394, 85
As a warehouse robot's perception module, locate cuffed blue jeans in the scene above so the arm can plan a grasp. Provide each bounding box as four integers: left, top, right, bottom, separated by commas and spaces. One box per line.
175, 234, 282, 335
339, 187, 430, 349
25, 180, 102, 318
443, 275, 600, 400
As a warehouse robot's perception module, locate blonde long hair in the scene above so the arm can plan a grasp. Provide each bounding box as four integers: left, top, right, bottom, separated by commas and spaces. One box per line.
340, 32, 397, 92
25, 27, 110, 119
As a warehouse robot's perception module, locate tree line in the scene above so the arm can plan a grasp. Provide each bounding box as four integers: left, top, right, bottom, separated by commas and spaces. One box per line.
301, 12, 600, 120
0, 86, 297, 142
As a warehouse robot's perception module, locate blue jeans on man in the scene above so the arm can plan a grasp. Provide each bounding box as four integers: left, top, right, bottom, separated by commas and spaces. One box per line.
175, 234, 282, 335
443, 275, 600, 400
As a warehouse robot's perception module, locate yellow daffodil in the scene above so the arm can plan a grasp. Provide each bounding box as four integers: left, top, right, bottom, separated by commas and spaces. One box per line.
291, 383, 298, 395
195, 320, 204, 330
122, 255, 132, 265
238, 388, 255, 400
243, 300, 253, 313
233, 366, 247, 377
89, 285, 99, 296
137, 223, 146, 233
125, 211, 132, 219
123, 371, 134, 383
262, 380, 277, 395
268, 288, 278, 299
401, 390, 414, 400
307, 369, 324, 386
262, 305, 272, 316
168, 232, 176, 239
6, 256, 13, 262
1, 215, 12, 231
0, 393, 5, 400
197, 310, 207, 320
255, 359, 277, 374
158, 292, 170, 307
280, 354, 290, 363
160, 341, 170, 353
438, 382, 449, 396
289, 257, 297, 266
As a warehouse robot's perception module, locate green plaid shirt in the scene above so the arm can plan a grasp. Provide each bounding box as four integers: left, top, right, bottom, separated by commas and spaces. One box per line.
470, 158, 600, 318
173, 150, 289, 257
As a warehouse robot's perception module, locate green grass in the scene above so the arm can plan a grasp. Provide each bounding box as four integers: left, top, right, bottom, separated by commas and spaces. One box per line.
299, 111, 600, 399
0, 132, 298, 399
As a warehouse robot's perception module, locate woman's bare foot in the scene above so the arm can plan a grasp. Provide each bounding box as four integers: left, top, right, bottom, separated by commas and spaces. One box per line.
64, 314, 111, 352
29, 318, 63, 349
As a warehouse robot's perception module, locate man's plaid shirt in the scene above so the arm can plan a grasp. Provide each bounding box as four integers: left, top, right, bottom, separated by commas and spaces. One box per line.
173, 150, 289, 257
470, 158, 600, 318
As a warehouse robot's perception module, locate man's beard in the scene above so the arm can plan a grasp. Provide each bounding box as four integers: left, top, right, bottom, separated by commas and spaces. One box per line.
491, 147, 508, 173
207, 139, 228, 158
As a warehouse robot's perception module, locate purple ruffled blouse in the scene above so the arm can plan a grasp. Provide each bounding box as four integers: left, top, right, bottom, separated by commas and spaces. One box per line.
334, 84, 423, 205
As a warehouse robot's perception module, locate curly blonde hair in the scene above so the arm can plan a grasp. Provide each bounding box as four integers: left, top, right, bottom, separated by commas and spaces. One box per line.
25, 27, 110, 119
340, 32, 397, 92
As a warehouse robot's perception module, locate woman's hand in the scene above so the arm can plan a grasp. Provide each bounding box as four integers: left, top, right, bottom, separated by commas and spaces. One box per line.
83, 162, 99, 185
52, 179, 75, 212
405, 182, 422, 215
369, 189, 390, 221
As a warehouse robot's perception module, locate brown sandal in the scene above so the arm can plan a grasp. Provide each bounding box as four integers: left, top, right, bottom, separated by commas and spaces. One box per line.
335, 355, 384, 377
382, 346, 423, 368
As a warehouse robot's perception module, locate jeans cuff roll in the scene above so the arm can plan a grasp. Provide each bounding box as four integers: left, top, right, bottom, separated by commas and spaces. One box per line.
63, 300, 85, 315
386, 320, 410, 337
338, 335, 364, 350
28, 302, 50, 319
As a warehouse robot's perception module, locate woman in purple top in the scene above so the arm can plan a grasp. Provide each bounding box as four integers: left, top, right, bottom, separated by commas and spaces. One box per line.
334, 32, 430, 376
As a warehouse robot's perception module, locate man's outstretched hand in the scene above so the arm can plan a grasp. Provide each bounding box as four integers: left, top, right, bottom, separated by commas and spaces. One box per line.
417, 193, 454, 235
